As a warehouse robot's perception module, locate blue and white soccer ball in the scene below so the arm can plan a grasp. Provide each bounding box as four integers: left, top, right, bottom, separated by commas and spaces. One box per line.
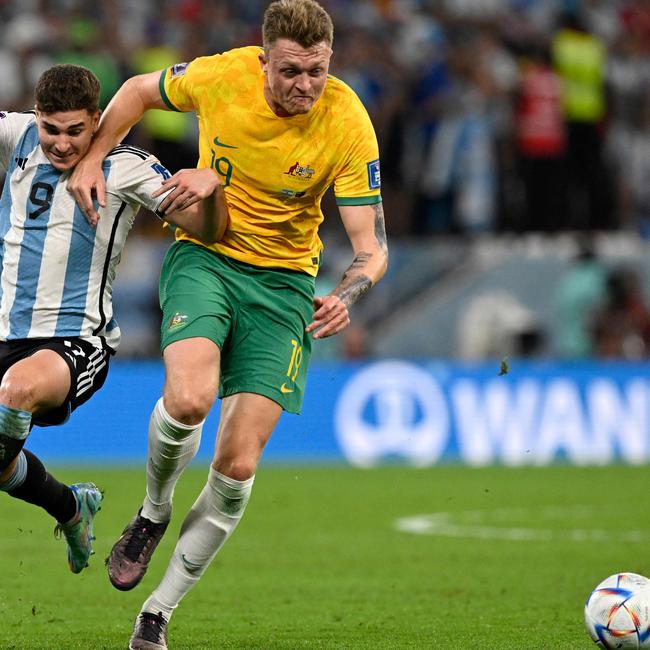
585, 573, 650, 649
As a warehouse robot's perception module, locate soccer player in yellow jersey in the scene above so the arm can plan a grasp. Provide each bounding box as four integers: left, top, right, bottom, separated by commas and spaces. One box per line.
69, 1, 388, 648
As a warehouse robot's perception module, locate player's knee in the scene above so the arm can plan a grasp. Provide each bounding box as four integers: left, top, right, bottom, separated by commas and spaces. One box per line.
164, 388, 213, 425
213, 457, 257, 482
0, 379, 38, 413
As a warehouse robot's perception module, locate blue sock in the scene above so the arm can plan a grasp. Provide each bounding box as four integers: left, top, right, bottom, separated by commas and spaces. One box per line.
0, 450, 27, 492
0, 404, 31, 440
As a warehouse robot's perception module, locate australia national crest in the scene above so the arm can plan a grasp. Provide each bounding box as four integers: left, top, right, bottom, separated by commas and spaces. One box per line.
284, 161, 315, 180
169, 312, 189, 330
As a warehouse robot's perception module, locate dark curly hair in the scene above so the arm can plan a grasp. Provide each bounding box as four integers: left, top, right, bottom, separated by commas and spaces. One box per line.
35, 64, 100, 114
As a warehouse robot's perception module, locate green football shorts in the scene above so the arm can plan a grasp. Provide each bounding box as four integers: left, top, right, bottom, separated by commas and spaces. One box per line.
159, 241, 315, 413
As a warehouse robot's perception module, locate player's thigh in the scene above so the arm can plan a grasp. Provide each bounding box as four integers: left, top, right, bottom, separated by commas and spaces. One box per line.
162, 337, 221, 422
159, 241, 233, 353
0, 349, 71, 413
220, 266, 314, 414
213, 392, 282, 478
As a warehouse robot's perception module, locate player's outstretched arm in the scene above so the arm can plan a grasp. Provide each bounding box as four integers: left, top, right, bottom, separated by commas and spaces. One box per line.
158, 169, 229, 243
307, 202, 388, 339
68, 70, 169, 226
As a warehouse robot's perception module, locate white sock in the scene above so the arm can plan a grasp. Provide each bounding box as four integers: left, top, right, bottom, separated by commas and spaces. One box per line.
141, 398, 203, 523
141, 467, 254, 620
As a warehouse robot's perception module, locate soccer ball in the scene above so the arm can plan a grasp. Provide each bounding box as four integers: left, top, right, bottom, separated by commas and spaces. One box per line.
585, 573, 650, 648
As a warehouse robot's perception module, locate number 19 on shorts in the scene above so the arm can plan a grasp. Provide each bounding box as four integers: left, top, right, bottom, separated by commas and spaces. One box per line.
286, 339, 303, 381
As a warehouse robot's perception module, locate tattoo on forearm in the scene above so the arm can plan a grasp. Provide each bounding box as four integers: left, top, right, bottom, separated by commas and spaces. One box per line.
335, 251, 374, 307
333, 201, 388, 309
337, 275, 372, 307
347, 251, 372, 272
373, 203, 388, 253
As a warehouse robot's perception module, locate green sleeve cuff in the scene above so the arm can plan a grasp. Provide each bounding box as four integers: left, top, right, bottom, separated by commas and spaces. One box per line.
335, 195, 382, 206
159, 70, 182, 112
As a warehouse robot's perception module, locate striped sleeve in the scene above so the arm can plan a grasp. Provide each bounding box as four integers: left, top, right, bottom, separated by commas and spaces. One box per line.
106, 146, 173, 214
0, 111, 35, 172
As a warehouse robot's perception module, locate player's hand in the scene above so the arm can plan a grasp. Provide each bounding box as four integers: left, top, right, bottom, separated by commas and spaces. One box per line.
67, 157, 106, 228
154, 168, 220, 214
307, 295, 350, 339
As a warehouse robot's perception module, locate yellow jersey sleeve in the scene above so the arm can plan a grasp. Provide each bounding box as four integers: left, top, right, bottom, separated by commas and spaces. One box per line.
331, 87, 382, 207
158, 47, 382, 276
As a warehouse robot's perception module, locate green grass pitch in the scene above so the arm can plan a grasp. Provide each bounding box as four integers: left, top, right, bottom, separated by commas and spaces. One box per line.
0, 464, 648, 649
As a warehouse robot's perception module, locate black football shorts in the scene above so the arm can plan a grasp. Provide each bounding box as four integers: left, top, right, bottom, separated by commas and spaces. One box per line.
0, 337, 110, 426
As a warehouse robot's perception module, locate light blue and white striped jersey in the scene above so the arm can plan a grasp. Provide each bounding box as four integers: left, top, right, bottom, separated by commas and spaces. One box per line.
0, 110, 172, 352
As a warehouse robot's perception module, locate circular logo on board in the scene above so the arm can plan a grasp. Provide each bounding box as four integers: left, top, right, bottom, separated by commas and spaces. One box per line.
334, 361, 449, 467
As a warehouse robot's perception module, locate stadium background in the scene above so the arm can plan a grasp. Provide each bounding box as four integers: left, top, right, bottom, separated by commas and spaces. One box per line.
1, 0, 649, 467
2, 2, 650, 649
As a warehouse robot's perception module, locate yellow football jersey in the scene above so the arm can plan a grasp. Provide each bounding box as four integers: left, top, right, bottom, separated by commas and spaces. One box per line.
160, 46, 381, 276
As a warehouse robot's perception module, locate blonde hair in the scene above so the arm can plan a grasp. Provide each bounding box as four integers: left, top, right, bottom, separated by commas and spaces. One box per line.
263, 0, 333, 51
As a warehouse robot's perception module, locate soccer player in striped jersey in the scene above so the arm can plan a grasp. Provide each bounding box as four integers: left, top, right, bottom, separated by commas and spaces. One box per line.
70, 2, 388, 648
0, 64, 227, 577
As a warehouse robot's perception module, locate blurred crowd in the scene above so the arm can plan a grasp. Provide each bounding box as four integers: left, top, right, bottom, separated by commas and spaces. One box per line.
1, 0, 650, 239
468, 243, 650, 362
554, 241, 650, 361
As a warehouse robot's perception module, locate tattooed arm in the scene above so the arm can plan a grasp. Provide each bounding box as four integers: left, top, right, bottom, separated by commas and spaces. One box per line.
307, 202, 388, 339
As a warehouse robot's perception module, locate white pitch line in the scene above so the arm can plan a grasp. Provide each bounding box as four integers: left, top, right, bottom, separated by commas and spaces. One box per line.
394, 510, 649, 543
